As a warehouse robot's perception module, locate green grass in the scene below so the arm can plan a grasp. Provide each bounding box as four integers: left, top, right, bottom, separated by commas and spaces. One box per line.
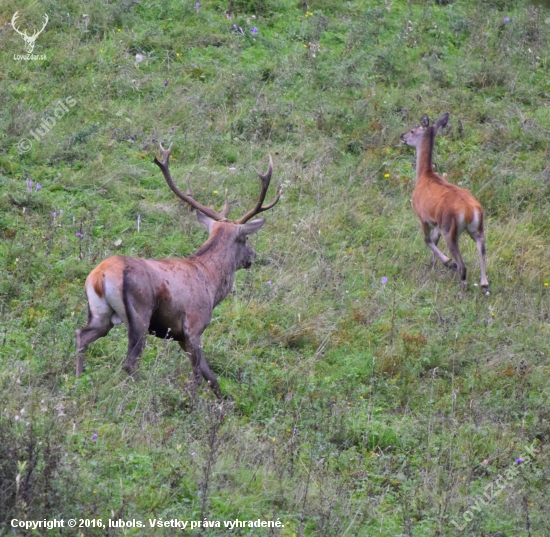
1, 0, 550, 534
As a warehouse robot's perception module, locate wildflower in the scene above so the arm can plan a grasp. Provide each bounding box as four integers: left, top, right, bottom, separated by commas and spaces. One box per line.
91, 433, 98, 439
381, 276, 388, 284
504, 17, 510, 22
491, 312, 495, 317
305, 11, 313, 17
233, 24, 237, 29
384, 173, 390, 178
251, 27, 258, 34
516, 457, 523, 464
35, 183, 41, 190
272, 438, 276, 442
544, 283, 549, 287
53, 212, 57, 218
176, 52, 180, 56
267, 280, 272, 286
117, 28, 121, 32
59, 210, 63, 214
213, 190, 219, 194
28, 180, 33, 188
196, 2, 200, 8
26, 187, 31, 193
481, 459, 489, 465
76, 232, 83, 237
190, 451, 196, 456
488, 318, 493, 324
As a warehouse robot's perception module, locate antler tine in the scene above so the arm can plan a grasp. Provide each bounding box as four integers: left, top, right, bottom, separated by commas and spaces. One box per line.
235, 155, 281, 224
153, 143, 228, 222
220, 189, 230, 219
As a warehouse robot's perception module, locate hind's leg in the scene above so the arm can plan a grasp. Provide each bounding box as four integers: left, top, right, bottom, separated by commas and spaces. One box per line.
442, 230, 467, 287
469, 229, 489, 294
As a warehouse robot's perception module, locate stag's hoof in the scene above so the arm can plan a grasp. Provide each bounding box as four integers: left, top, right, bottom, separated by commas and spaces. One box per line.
481, 285, 490, 296
123, 363, 136, 375
446, 262, 458, 271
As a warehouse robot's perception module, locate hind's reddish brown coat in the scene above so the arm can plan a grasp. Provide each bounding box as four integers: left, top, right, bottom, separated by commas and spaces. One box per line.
402, 113, 489, 293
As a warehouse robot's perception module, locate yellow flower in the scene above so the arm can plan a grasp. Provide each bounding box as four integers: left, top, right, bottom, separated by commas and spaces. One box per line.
272, 438, 276, 442
384, 173, 390, 178
176, 53, 180, 57
86, 66, 89, 69
303, 44, 307, 48
491, 312, 495, 317
545, 282, 549, 287
213, 190, 219, 194
100, 49, 104, 52
117, 28, 121, 32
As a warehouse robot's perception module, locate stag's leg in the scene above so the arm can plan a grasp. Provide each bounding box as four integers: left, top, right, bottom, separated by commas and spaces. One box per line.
122, 301, 151, 374
468, 229, 489, 294
178, 337, 222, 400
75, 316, 113, 376
421, 222, 454, 269
442, 227, 467, 287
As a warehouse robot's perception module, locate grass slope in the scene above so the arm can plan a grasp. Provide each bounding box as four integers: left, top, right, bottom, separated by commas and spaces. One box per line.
1, 0, 550, 535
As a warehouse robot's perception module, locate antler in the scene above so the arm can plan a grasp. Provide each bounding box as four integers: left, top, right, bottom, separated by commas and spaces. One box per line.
153, 143, 229, 221
34, 13, 49, 38
11, 12, 26, 37
11, 12, 48, 38
234, 156, 281, 224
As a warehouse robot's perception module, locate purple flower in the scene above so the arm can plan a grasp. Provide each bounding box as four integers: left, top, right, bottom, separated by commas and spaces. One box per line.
76, 232, 83, 237
488, 318, 493, 324
26, 187, 31, 193
233, 24, 237, 29
25, 178, 30, 184
504, 17, 510, 22
190, 451, 196, 456
28, 180, 33, 188
381, 276, 388, 284
251, 27, 258, 34
267, 280, 272, 286
516, 457, 523, 464
59, 210, 63, 214
195, 2, 200, 8
35, 183, 41, 190
53, 212, 57, 218
91, 433, 98, 440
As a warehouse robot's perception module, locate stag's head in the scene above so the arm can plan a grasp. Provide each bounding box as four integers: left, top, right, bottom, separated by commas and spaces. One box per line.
153, 144, 280, 269
11, 11, 49, 53
401, 112, 449, 148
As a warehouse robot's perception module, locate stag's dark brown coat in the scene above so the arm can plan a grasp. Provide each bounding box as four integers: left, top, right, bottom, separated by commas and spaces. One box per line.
76, 145, 280, 399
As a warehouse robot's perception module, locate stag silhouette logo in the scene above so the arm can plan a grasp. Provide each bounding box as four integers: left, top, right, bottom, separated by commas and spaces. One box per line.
11, 11, 49, 54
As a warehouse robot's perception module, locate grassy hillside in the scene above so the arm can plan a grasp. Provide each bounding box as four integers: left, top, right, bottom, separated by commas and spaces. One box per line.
1, 0, 550, 534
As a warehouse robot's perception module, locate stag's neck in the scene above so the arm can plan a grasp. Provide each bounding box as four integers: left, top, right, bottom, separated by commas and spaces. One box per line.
416, 129, 435, 180
192, 238, 238, 308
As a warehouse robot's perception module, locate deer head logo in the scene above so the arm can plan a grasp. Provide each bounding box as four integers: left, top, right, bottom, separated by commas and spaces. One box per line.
11, 11, 49, 54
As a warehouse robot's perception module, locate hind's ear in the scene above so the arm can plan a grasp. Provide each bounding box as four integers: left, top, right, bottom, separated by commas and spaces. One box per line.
421, 114, 430, 128
434, 112, 450, 133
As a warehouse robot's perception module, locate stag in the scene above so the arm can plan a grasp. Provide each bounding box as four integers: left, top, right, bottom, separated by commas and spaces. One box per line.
75, 144, 281, 399
11, 12, 49, 54
401, 113, 489, 294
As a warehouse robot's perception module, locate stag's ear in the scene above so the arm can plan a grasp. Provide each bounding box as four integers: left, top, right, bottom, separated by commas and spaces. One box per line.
197, 211, 217, 234
421, 114, 430, 128
238, 218, 266, 237
434, 112, 450, 133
